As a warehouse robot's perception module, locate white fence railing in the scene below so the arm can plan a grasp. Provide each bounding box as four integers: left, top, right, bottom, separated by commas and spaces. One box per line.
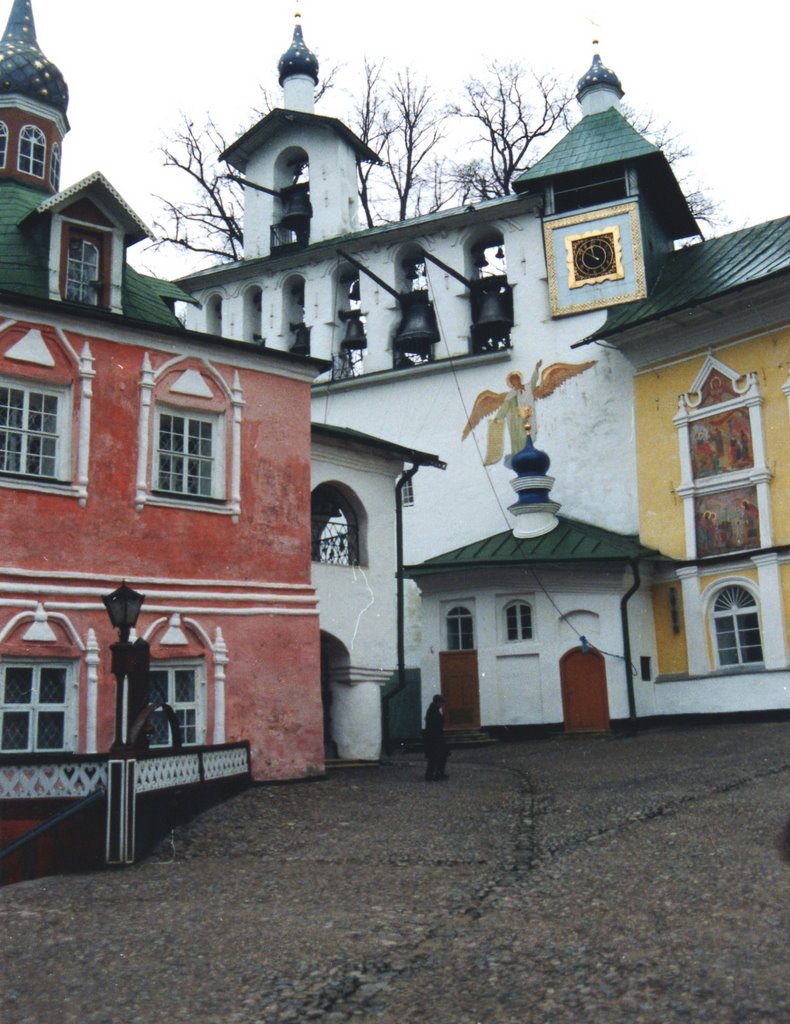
0, 743, 250, 801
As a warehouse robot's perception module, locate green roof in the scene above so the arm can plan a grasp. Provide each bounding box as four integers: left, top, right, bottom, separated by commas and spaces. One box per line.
0, 180, 52, 299
0, 179, 189, 329
405, 516, 656, 578
513, 107, 697, 240
588, 216, 790, 341
515, 108, 658, 185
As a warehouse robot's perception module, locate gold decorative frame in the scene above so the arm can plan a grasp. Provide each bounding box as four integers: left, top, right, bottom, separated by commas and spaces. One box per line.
564, 225, 624, 289
543, 202, 646, 317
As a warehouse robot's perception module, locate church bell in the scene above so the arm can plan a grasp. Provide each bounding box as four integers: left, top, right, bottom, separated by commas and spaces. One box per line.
472, 280, 513, 335
339, 308, 367, 351
289, 321, 311, 355
393, 290, 440, 359
279, 183, 312, 233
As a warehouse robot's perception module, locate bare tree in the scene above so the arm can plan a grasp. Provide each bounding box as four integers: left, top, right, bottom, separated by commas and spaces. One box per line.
380, 69, 446, 221
448, 62, 574, 199
151, 114, 244, 263
150, 58, 722, 264
624, 106, 726, 230
350, 59, 395, 228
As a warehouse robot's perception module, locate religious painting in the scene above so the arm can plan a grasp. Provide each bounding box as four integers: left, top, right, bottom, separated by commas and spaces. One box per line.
697, 367, 740, 407
694, 487, 760, 557
689, 408, 753, 478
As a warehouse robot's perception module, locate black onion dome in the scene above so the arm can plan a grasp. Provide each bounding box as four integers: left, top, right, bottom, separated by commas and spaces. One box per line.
0, 0, 68, 114
576, 51, 623, 99
277, 19, 319, 86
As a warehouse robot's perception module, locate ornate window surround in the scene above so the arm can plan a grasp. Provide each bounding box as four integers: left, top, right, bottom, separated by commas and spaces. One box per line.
0, 321, 95, 505
135, 354, 243, 520
673, 354, 772, 558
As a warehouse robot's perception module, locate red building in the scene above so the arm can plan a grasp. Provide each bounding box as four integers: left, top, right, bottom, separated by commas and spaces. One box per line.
0, 0, 324, 782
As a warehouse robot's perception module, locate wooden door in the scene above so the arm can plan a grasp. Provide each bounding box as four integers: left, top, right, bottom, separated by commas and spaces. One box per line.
439, 650, 480, 729
559, 647, 610, 732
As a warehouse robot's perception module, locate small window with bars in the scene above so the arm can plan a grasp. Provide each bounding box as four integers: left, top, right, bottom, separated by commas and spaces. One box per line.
1, 663, 70, 752
156, 410, 217, 499
18, 125, 46, 177
0, 383, 61, 479
148, 667, 200, 747
65, 238, 101, 305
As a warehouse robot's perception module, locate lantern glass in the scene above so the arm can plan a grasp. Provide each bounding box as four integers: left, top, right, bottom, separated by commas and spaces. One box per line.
102, 582, 145, 642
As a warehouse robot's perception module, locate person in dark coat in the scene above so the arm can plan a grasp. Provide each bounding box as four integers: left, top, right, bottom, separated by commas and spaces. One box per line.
424, 694, 449, 781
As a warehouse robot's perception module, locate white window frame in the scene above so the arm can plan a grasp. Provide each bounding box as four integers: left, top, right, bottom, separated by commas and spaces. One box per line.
504, 600, 533, 642
0, 660, 76, 753
153, 405, 225, 502
136, 355, 242, 518
710, 584, 764, 669
0, 377, 71, 481
18, 124, 46, 178
0, 121, 7, 169
445, 604, 475, 651
65, 237, 101, 305
148, 662, 205, 747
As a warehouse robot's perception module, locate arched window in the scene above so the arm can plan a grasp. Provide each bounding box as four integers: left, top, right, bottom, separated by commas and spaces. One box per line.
50, 142, 60, 190
505, 601, 532, 641
283, 275, 309, 354
206, 295, 222, 335
311, 484, 359, 566
65, 238, 100, 305
19, 125, 46, 177
446, 606, 474, 650
467, 232, 513, 354
243, 286, 262, 342
712, 586, 763, 666
0, 122, 7, 168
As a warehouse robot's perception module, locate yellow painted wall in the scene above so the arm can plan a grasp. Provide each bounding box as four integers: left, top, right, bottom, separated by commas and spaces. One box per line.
652, 581, 687, 674
635, 325, 790, 559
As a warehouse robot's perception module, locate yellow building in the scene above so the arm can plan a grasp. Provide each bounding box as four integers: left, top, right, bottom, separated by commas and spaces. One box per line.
581, 217, 790, 715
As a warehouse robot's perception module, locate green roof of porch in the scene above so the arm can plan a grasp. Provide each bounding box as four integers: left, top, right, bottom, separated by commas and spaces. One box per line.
404, 516, 658, 578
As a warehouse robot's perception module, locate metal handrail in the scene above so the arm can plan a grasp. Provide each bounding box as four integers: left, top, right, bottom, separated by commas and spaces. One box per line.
0, 786, 106, 862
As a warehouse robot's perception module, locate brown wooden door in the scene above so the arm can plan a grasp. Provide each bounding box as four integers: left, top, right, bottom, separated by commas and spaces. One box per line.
439, 651, 481, 729
559, 647, 610, 732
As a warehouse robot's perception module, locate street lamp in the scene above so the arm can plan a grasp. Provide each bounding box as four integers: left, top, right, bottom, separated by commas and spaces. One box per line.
102, 582, 150, 752
102, 581, 145, 644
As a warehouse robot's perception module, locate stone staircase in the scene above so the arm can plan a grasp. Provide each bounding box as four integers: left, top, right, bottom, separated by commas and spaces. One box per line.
445, 728, 498, 749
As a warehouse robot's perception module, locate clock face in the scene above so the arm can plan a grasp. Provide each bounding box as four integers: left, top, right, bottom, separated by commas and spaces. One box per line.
572, 233, 618, 279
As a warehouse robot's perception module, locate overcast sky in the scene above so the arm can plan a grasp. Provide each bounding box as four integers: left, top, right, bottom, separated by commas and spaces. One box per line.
27, 0, 790, 279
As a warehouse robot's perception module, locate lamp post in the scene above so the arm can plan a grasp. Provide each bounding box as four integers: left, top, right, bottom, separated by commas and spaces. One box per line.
102, 582, 150, 866
102, 582, 150, 753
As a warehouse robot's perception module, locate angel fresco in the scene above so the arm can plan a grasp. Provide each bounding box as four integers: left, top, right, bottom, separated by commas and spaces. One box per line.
462, 360, 596, 466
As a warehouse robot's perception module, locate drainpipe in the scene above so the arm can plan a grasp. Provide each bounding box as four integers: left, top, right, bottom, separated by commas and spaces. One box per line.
381, 462, 421, 756
620, 559, 641, 733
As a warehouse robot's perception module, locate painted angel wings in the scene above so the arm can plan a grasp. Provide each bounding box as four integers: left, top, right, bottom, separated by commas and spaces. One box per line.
461, 389, 509, 441
531, 359, 597, 399
462, 360, 596, 465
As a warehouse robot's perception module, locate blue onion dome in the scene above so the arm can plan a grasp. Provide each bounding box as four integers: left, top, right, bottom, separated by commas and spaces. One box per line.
576, 50, 623, 100
0, 0, 68, 114
511, 434, 551, 477
277, 18, 319, 86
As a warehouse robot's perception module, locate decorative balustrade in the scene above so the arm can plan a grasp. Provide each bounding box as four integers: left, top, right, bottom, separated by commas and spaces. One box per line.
0, 758, 108, 799
0, 742, 250, 801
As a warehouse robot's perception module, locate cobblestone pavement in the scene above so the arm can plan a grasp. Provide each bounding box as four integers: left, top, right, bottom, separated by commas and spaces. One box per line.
2, 721, 789, 1024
